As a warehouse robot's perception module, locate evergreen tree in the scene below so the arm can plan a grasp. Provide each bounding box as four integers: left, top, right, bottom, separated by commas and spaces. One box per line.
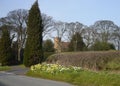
68, 32, 86, 51
0, 26, 13, 66
90, 41, 115, 51
43, 39, 54, 52
24, 0, 43, 67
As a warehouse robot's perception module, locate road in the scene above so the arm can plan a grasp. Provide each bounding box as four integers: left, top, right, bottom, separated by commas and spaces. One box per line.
5, 66, 29, 75
0, 67, 73, 86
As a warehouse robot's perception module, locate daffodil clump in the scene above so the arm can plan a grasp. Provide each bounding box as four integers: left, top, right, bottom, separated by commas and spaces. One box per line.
30, 63, 81, 74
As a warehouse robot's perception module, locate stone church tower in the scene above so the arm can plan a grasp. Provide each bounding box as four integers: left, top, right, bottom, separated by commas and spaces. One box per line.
54, 37, 62, 52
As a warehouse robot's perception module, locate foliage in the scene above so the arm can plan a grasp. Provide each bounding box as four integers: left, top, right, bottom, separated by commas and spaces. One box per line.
0, 26, 14, 66
43, 52, 55, 61
68, 32, 86, 51
106, 57, 120, 70
43, 39, 54, 52
90, 41, 115, 51
47, 51, 120, 70
28, 64, 120, 86
0, 9, 28, 62
24, 1, 44, 67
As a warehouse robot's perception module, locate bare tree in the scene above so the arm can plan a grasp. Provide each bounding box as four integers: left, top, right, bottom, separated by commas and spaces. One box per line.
65, 22, 75, 41
66, 22, 84, 41
51, 21, 67, 52
42, 13, 54, 37
92, 20, 118, 42
53, 21, 67, 39
112, 27, 120, 50
1, 9, 28, 62
0, 10, 55, 61
83, 27, 94, 48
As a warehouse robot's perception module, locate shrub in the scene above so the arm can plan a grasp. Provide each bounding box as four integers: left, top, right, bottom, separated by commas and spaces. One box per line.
47, 51, 120, 70
68, 32, 86, 51
90, 41, 115, 51
43, 39, 54, 52
43, 52, 55, 61
106, 57, 120, 70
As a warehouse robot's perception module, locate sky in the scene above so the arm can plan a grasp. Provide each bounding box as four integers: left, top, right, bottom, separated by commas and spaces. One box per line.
0, 0, 120, 26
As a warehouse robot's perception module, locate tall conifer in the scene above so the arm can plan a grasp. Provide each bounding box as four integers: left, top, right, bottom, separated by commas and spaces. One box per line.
24, 0, 43, 67
0, 26, 13, 66
68, 32, 86, 51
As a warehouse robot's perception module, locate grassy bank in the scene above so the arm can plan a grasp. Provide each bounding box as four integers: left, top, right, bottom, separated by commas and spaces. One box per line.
27, 63, 120, 86
27, 69, 120, 86
0, 66, 10, 71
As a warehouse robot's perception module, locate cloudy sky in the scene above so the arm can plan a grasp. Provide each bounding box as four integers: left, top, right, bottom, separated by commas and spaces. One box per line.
0, 0, 120, 26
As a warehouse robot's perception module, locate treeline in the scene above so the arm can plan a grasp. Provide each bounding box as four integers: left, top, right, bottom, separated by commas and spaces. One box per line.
0, 1, 44, 66
0, 1, 120, 66
53, 20, 120, 51
0, 10, 120, 52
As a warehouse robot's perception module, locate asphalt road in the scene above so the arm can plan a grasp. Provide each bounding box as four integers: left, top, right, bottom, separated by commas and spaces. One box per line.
0, 71, 73, 86
6, 66, 29, 75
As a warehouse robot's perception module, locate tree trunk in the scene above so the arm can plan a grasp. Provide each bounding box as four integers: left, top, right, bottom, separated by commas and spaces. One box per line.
18, 48, 21, 62
17, 36, 22, 62
118, 41, 120, 50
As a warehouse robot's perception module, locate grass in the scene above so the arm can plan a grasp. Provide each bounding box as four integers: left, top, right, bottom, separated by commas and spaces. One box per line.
27, 68, 120, 86
27, 51, 120, 86
0, 66, 11, 71
17, 64, 26, 68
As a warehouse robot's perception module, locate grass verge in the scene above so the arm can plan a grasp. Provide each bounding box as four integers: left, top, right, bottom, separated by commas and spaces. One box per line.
27, 70, 120, 86
0, 66, 11, 71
